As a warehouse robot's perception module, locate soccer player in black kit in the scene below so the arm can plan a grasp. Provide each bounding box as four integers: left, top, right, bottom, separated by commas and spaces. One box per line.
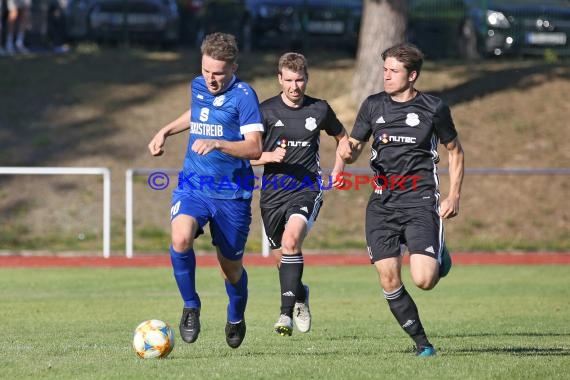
338, 43, 464, 356
251, 52, 348, 336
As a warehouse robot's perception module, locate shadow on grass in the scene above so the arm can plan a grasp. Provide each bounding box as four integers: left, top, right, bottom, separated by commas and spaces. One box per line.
441, 332, 570, 338
427, 61, 570, 107
437, 331, 570, 356
450, 346, 570, 356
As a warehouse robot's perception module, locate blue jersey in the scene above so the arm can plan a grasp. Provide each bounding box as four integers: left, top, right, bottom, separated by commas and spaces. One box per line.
180, 75, 263, 199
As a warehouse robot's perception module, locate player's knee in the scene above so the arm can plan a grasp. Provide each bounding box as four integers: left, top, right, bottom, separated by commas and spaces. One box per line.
413, 275, 437, 290
219, 261, 243, 284
379, 275, 402, 293
171, 233, 193, 252
280, 235, 300, 254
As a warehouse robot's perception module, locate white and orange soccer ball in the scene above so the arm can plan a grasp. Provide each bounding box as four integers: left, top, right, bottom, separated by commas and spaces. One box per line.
132, 319, 174, 359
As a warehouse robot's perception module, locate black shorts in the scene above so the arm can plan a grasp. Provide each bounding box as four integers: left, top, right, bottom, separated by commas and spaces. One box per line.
261, 191, 323, 250
365, 195, 445, 263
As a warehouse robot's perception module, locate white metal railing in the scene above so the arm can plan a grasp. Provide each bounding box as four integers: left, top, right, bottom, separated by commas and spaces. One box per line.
125, 168, 178, 259
0, 167, 111, 258
5, 166, 569, 259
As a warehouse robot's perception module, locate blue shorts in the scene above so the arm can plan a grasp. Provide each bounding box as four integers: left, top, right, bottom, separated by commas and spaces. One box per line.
171, 188, 252, 260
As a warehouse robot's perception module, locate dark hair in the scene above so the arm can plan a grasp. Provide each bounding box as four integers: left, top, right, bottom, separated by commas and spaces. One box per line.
278, 52, 308, 77
201, 32, 239, 64
381, 42, 424, 78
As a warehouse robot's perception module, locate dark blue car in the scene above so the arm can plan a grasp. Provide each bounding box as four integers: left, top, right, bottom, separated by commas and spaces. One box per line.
246, 0, 362, 50
196, 0, 362, 52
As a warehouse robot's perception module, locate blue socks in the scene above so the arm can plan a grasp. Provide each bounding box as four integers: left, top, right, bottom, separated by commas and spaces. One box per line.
225, 269, 248, 323
171, 246, 248, 322
170, 246, 200, 309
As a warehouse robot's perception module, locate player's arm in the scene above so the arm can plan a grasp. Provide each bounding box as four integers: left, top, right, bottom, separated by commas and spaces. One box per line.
329, 129, 348, 187
439, 137, 464, 219
250, 147, 287, 166
192, 131, 263, 159
148, 110, 191, 156
337, 136, 366, 164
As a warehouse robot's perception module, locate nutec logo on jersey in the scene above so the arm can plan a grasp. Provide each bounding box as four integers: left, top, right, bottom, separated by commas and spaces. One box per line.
378, 133, 417, 144
287, 140, 311, 147
406, 113, 420, 127
278, 138, 288, 148
305, 117, 317, 131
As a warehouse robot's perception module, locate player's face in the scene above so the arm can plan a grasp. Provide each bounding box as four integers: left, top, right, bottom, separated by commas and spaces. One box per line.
383, 57, 416, 96
201, 54, 237, 95
278, 68, 307, 106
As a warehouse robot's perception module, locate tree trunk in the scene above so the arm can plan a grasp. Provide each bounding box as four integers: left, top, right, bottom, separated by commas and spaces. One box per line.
352, 0, 408, 106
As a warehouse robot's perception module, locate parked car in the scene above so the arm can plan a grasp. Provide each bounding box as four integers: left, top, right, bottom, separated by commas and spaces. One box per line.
248, 0, 362, 51
194, 0, 250, 49
176, 0, 205, 44
65, 0, 180, 45
195, 0, 362, 52
408, 0, 570, 59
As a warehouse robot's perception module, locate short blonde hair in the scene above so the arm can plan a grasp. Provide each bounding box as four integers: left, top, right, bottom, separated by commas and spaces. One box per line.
201, 32, 239, 64
278, 52, 308, 77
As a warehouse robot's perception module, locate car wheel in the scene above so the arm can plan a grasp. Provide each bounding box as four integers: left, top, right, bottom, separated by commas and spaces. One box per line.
458, 19, 480, 60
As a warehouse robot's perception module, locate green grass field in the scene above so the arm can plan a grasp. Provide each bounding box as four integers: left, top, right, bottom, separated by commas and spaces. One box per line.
1, 264, 568, 379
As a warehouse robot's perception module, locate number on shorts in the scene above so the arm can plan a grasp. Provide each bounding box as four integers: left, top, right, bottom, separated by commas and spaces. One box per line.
171, 201, 181, 217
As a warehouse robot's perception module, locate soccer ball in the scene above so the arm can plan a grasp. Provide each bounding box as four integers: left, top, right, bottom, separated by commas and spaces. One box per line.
132, 319, 174, 359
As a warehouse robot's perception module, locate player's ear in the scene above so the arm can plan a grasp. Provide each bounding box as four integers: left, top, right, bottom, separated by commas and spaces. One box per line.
408, 70, 418, 82
232, 63, 238, 73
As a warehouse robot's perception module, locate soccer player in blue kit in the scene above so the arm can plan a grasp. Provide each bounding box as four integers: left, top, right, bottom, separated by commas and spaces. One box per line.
148, 32, 264, 349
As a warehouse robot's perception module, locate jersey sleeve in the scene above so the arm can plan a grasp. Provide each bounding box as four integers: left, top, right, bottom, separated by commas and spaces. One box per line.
322, 102, 345, 136
434, 102, 458, 145
237, 85, 264, 135
350, 97, 374, 142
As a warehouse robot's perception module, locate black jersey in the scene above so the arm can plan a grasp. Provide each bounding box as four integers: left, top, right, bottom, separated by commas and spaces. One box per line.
259, 94, 344, 207
351, 91, 458, 207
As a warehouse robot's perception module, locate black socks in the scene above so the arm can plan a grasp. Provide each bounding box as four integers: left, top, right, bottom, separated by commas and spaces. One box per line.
384, 284, 431, 348
279, 253, 304, 317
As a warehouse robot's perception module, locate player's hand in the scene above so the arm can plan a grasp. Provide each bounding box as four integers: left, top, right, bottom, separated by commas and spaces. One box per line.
191, 139, 220, 155
439, 196, 460, 219
337, 139, 353, 162
268, 147, 286, 163
148, 133, 166, 156
329, 169, 343, 188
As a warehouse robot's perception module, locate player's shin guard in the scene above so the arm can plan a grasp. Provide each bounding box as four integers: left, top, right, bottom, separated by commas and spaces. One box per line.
170, 246, 200, 308
384, 284, 431, 348
279, 253, 304, 317
225, 268, 248, 323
